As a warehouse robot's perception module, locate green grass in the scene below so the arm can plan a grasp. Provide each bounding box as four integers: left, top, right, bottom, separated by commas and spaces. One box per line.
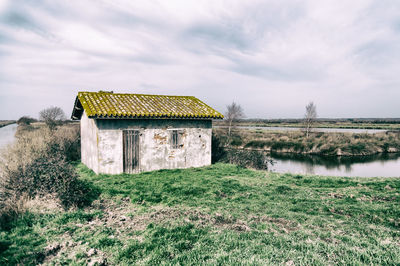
1, 163, 400, 264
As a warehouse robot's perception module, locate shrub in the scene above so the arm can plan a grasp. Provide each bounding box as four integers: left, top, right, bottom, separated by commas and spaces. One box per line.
212, 132, 226, 163
230, 135, 243, 146
16, 116, 37, 125
226, 149, 271, 170
318, 144, 338, 155
270, 141, 306, 152
7, 147, 96, 208
245, 140, 269, 149
0, 125, 96, 228
345, 143, 367, 154
52, 124, 81, 162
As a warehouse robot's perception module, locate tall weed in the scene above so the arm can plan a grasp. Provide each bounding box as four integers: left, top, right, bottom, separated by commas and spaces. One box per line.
0, 125, 96, 229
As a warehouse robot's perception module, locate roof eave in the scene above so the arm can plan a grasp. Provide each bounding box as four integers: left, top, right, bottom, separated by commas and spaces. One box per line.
71, 97, 84, 120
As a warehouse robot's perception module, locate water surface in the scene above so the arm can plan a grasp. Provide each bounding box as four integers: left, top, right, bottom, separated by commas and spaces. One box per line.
270, 152, 400, 178
0, 123, 17, 149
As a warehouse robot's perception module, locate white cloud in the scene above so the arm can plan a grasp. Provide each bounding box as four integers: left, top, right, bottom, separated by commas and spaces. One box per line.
0, 0, 399, 119
0, 0, 9, 13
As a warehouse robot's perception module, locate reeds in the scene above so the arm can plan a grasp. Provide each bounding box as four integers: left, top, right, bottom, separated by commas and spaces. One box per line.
215, 128, 400, 156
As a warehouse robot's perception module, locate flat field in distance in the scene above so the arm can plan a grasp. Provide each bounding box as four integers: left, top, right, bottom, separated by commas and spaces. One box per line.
214, 118, 400, 130
1, 163, 399, 265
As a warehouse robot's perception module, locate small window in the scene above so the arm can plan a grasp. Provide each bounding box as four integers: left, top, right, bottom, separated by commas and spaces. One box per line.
171, 130, 183, 149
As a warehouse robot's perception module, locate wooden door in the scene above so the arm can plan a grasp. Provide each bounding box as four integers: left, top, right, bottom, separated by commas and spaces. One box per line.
123, 130, 139, 173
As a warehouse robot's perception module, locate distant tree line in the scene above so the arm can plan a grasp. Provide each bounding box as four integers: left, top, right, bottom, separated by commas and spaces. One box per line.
17, 106, 68, 130
17, 116, 37, 125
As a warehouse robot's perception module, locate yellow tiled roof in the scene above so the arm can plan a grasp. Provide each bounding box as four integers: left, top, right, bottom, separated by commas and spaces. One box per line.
72, 91, 224, 119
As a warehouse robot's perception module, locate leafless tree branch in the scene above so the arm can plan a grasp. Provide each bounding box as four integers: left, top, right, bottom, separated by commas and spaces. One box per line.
225, 102, 245, 144
303, 102, 317, 138
39, 106, 66, 130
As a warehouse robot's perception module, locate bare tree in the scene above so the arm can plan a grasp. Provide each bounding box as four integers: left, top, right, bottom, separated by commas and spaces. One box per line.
39, 106, 66, 130
225, 102, 245, 142
303, 102, 317, 138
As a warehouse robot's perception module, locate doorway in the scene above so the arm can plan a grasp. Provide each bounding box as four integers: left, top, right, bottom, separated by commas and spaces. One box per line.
123, 130, 140, 173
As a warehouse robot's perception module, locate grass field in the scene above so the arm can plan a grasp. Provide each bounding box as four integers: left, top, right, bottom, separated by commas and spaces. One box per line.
1, 163, 399, 265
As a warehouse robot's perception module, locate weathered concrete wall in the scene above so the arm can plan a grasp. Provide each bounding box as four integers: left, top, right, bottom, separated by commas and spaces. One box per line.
97, 129, 123, 174
94, 119, 212, 174
184, 128, 211, 168
80, 111, 99, 173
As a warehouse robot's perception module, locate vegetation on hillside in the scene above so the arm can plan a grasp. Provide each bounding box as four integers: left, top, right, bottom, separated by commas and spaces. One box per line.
0, 163, 399, 264
215, 128, 400, 156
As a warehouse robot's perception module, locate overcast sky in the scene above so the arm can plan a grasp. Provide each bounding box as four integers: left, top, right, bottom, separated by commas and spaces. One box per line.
0, 0, 399, 119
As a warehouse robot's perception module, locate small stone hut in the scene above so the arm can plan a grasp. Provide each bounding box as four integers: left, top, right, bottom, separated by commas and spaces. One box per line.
71, 91, 223, 174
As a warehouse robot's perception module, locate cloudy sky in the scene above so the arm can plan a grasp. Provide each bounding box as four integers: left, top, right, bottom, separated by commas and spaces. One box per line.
0, 0, 399, 119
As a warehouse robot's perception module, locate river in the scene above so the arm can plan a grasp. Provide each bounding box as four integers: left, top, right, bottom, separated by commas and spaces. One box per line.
0, 123, 17, 150
217, 126, 399, 177
269, 152, 400, 178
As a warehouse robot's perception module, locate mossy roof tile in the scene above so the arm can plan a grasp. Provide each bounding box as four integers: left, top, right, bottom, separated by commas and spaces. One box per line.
71, 91, 223, 120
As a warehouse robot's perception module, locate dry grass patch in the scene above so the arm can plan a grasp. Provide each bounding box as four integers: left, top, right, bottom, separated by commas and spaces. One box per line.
215, 128, 400, 156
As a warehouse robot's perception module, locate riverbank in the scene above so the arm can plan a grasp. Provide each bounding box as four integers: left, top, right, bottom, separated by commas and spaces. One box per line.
1, 163, 399, 264
269, 152, 400, 177
0, 121, 16, 128
214, 128, 400, 156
